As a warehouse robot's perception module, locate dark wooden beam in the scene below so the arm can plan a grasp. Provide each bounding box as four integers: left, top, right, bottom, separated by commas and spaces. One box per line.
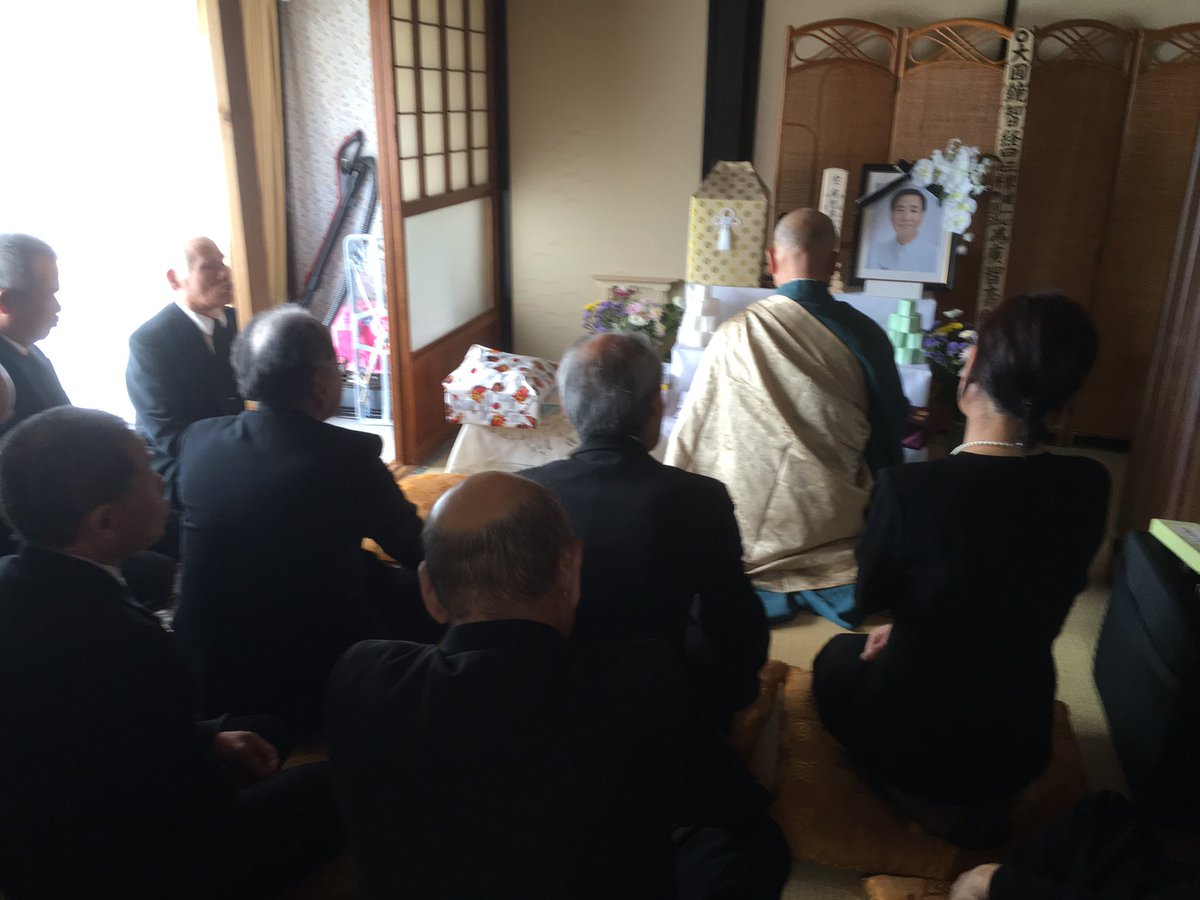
491, 0, 513, 350
702, 0, 765, 177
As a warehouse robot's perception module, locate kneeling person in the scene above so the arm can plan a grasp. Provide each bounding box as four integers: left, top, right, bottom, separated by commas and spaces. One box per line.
327, 473, 790, 899
173, 306, 435, 732
524, 333, 766, 726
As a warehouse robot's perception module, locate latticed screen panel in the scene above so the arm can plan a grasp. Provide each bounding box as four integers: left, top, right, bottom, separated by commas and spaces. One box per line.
390, 0, 490, 203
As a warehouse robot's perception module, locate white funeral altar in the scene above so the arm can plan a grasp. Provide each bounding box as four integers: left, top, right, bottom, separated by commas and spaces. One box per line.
445, 286, 936, 475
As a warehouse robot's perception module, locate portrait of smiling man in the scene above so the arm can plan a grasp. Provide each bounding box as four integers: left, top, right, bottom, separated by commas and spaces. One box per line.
867, 187, 940, 274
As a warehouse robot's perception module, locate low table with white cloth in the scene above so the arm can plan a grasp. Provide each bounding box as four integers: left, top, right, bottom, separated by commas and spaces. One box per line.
446, 287, 935, 474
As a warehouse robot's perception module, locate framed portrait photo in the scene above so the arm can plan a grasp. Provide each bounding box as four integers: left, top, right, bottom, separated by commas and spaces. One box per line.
849, 165, 958, 290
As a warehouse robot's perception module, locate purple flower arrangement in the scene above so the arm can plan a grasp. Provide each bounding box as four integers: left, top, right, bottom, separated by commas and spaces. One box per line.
922, 312, 978, 377
582, 287, 683, 360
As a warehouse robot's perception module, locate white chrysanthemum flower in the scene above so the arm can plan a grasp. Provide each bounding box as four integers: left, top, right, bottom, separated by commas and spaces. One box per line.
945, 309, 964, 319
958, 330, 978, 341
911, 158, 935, 186
944, 209, 972, 234
626, 313, 648, 327
947, 195, 978, 215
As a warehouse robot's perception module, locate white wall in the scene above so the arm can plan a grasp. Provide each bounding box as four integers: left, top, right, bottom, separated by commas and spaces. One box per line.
507, 0, 708, 361
755, 0, 1193, 199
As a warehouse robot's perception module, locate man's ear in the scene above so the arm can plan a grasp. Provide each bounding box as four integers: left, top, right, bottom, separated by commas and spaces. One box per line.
558, 538, 583, 610
0, 287, 16, 314
765, 248, 778, 277
166, 268, 184, 291
75, 503, 117, 551
418, 562, 450, 624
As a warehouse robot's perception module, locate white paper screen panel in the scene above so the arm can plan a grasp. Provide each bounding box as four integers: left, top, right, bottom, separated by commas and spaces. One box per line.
404, 197, 491, 351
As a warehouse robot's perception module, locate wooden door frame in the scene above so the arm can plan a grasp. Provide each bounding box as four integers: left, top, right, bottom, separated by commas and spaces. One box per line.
368, 0, 509, 464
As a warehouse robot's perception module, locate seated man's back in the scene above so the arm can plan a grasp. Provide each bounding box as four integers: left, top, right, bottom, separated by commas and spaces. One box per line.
524, 334, 766, 721
329, 626, 688, 898
327, 472, 789, 900
173, 307, 427, 730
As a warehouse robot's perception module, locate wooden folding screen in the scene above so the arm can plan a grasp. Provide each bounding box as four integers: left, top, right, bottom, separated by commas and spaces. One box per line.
773, 19, 1010, 318
1004, 22, 1135, 439
772, 20, 897, 244
1007, 22, 1134, 307
774, 17, 1200, 440
889, 20, 1011, 321
1076, 24, 1200, 440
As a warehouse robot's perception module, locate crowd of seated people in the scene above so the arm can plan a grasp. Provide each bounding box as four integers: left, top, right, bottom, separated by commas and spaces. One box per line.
0, 221, 1174, 899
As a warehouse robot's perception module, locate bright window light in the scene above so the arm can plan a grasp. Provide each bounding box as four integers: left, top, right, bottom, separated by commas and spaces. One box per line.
0, 2, 230, 421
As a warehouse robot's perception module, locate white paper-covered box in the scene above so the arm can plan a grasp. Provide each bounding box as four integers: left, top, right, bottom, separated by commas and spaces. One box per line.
442, 344, 558, 428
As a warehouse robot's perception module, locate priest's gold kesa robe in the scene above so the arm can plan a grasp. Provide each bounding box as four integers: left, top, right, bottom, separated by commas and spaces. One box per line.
664, 295, 873, 593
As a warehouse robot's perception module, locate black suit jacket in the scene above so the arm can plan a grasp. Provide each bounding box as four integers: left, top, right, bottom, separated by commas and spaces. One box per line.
173, 406, 424, 729
523, 436, 767, 719
0, 337, 70, 438
327, 620, 770, 900
0, 547, 224, 898
126, 303, 243, 499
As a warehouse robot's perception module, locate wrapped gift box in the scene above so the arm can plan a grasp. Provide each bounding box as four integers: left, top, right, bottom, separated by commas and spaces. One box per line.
442, 344, 558, 428
686, 160, 770, 287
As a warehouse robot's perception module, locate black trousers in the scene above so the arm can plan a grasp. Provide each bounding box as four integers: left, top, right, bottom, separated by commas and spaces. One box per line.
673, 812, 792, 899
1, 762, 343, 900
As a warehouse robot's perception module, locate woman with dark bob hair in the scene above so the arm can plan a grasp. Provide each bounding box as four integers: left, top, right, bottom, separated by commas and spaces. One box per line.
812, 292, 1111, 847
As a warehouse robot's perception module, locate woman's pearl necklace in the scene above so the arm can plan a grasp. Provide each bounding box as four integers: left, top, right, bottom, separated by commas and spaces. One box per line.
950, 440, 1027, 456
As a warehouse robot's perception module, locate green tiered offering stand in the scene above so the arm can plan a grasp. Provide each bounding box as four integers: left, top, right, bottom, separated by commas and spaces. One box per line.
887, 298, 925, 365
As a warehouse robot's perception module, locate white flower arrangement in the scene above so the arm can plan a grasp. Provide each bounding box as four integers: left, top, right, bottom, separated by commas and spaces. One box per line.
910, 139, 993, 235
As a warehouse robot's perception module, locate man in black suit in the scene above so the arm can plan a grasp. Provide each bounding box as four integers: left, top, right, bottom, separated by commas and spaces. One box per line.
0, 407, 341, 899
0, 235, 175, 608
126, 236, 245, 503
523, 333, 767, 726
327, 471, 790, 899
173, 305, 434, 732
0, 233, 69, 439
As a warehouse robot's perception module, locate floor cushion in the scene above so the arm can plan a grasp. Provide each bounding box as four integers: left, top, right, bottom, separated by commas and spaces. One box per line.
772, 665, 1089, 879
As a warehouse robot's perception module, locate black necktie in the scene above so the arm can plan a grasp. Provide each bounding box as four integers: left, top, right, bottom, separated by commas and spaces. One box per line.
212, 313, 231, 359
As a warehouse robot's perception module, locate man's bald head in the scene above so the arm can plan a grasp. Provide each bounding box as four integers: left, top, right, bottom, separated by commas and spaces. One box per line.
421, 472, 579, 629
168, 236, 234, 317
767, 209, 838, 286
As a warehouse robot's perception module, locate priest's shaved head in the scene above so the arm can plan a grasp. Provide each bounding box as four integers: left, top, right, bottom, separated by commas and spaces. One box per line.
768, 208, 838, 285
419, 472, 581, 634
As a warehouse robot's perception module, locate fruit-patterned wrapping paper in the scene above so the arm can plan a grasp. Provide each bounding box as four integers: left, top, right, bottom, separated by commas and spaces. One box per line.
442, 344, 559, 428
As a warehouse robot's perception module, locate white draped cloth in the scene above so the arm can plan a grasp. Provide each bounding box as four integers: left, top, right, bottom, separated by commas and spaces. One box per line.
664, 295, 872, 592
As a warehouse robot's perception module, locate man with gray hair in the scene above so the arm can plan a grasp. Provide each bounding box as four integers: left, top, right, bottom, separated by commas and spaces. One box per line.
523, 332, 766, 727
172, 305, 431, 732
327, 471, 789, 899
666, 208, 908, 628
0, 233, 69, 438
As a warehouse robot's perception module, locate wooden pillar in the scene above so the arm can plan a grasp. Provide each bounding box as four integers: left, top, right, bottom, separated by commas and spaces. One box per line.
200, 0, 271, 322
1121, 123, 1200, 531
702, 0, 765, 177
